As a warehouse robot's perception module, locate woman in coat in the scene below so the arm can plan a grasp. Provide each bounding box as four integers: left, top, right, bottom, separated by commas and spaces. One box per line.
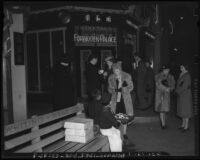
175, 64, 193, 132
155, 65, 175, 129
108, 61, 134, 141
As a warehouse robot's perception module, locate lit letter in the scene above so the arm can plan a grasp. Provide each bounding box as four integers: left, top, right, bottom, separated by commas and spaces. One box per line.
106, 16, 111, 22
96, 15, 101, 22
85, 14, 90, 21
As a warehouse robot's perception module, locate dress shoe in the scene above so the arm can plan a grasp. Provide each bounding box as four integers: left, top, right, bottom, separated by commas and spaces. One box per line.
182, 128, 190, 133
123, 134, 128, 140
178, 126, 184, 130
161, 125, 168, 130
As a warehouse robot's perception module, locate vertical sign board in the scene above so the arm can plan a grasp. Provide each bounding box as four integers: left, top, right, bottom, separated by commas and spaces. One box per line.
14, 32, 24, 65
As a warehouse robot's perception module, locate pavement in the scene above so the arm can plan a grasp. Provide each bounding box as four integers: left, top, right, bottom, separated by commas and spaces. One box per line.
124, 107, 197, 156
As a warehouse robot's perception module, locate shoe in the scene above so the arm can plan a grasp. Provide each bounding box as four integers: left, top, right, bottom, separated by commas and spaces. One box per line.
123, 135, 128, 140
178, 126, 184, 130
182, 128, 190, 133
161, 125, 167, 130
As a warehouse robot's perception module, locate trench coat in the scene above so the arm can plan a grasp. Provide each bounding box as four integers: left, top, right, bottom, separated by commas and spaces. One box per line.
108, 71, 134, 116
175, 72, 193, 118
155, 73, 175, 112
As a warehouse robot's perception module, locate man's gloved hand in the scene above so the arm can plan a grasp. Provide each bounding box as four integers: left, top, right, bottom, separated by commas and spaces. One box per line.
115, 88, 122, 92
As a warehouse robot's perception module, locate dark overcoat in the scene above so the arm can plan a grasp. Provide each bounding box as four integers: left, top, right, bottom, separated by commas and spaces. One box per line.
85, 63, 102, 97
135, 61, 148, 109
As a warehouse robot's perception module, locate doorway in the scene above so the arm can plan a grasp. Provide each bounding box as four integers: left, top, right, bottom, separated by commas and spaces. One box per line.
80, 50, 92, 98
79, 47, 116, 98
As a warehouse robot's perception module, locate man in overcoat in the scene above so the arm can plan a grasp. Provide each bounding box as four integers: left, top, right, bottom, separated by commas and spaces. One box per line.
53, 54, 76, 111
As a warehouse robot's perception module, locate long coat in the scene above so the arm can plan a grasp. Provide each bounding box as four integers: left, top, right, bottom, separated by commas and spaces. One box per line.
101, 68, 113, 104
85, 63, 102, 97
175, 72, 193, 118
144, 67, 155, 107
108, 71, 134, 116
145, 67, 154, 92
136, 61, 148, 109
155, 73, 175, 112
53, 64, 76, 111
136, 61, 147, 93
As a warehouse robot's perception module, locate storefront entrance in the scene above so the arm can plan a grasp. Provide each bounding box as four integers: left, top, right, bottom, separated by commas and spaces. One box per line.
78, 47, 116, 98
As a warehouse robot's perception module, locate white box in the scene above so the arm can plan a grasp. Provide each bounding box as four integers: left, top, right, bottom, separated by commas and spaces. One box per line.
64, 117, 93, 130
65, 128, 93, 136
65, 131, 94, 143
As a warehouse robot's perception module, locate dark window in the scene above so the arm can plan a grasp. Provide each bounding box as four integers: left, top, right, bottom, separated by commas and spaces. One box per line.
26, 33, 38, 91
38, 32, 52, 91
52, 30, 64, 66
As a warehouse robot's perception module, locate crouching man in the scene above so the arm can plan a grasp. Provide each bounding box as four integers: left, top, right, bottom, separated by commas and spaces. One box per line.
99, 103, 122, 152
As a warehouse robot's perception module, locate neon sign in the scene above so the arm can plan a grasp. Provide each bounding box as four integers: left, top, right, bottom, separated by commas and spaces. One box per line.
74, 25, 117, 46
74, 34, 116, 43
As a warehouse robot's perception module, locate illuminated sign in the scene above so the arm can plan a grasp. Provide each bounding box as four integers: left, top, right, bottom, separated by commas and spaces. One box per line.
74, 25, 117, 46
74, 34, 116, 43
85, 14, 90, 21
84, 14, 112, 22
96, 15, 101, 22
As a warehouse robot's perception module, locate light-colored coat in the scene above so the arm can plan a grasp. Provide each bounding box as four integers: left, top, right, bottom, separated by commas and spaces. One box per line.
108, 71, 134, 116
175, 72, 193, 118
155, 73, 175, 112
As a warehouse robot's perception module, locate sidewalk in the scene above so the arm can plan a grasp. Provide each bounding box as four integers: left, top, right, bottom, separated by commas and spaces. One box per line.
125, 111, 196, 156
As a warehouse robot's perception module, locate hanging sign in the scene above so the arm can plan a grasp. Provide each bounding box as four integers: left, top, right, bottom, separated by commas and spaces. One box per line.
74, 25, 117, 46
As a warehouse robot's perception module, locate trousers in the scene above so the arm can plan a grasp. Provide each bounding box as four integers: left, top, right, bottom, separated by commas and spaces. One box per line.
100, 126, 122, 152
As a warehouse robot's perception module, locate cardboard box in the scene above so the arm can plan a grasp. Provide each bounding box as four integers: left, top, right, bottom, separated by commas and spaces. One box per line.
64, 117, 93, 130
65, 131, 94, 143
65, 128, 93, 136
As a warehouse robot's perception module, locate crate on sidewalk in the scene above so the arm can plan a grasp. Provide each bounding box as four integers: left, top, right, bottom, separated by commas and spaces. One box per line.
64, 117, 94, 143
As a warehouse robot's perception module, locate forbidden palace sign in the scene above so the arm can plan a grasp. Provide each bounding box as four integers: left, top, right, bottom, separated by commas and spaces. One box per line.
74, 25, 117, 46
